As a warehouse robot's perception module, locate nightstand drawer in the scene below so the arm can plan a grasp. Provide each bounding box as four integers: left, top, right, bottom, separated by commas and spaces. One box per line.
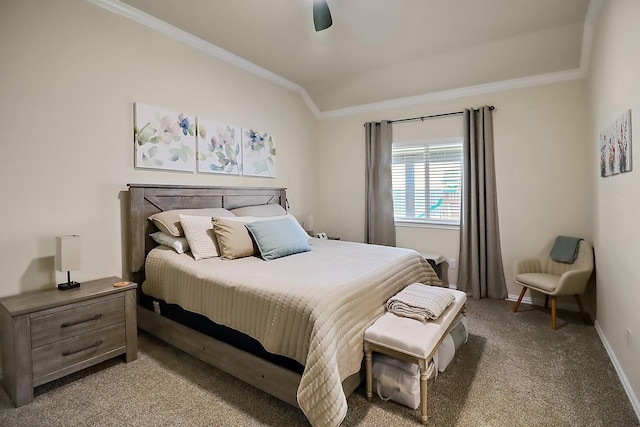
32, 322, 125, 381
30, 296, 124, 348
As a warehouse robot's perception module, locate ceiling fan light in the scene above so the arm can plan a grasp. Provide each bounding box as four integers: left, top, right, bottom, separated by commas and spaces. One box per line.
313, 0, 332, 31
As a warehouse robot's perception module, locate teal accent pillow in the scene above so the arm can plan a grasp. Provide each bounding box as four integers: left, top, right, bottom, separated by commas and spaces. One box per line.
245, 218, 310, 260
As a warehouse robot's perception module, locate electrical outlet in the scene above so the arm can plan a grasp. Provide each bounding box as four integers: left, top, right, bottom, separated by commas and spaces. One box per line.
153, 300, 161, 315
627, 329, 633, 351
448, 258, 458, 269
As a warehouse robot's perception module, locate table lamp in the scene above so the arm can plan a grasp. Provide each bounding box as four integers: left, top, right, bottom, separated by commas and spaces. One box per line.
55, 235, 81, 290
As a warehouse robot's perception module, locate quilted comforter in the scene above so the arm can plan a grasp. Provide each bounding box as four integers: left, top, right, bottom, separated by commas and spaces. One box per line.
143, 238, 440, 427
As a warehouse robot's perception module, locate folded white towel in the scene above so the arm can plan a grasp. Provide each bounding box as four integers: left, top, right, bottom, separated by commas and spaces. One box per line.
386, 283, 455, 321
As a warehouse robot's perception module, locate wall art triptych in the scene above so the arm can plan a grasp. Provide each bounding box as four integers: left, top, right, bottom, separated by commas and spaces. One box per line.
134, 102, 276, 177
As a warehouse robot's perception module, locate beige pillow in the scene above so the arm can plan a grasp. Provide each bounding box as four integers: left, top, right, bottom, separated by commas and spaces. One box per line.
212, 217, 258, 259
149, 208, 235, 237
230, 204, 287, 217
179, 214, 219, 260
223, 213, 310, 238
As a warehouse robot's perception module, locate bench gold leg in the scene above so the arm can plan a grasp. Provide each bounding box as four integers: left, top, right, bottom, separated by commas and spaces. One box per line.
419, 359, 428, 425
364, 342, 373, 402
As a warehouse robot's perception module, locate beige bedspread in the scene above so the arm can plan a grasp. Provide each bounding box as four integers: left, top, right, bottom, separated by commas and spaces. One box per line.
143, 238, 441, 427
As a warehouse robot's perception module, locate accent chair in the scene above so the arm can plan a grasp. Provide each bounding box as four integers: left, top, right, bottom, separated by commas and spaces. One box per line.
512, 239, 594, 330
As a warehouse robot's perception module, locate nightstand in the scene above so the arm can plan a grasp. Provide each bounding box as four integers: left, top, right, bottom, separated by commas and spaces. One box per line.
420, 253, 445, 280
0, 276, 137, 407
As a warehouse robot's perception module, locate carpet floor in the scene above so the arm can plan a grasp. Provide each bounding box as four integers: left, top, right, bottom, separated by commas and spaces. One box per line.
0, 298, 638, 426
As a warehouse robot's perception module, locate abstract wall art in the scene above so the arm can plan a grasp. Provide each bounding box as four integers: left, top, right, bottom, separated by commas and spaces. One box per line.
241, 129, 276, 178
600, 109, 632, 177
196, 118, 242, 175
134, 102, 196, 172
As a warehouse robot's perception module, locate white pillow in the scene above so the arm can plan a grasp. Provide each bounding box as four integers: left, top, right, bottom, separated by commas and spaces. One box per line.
149, 208, 235, 237
179, 214, 219, 260
149, 231, 190, 254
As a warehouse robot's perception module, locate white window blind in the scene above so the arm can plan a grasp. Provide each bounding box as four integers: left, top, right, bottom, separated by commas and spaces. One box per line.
392, 139, 463, 225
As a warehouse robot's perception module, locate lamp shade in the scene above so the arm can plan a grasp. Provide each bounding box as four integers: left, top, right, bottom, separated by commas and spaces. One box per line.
55, 235, 81, 272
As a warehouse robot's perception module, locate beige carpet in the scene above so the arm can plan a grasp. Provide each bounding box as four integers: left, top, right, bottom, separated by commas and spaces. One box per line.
0, 299, 638, 427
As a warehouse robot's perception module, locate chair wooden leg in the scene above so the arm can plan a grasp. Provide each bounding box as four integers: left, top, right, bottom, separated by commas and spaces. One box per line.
551, 296, 557, 330
574, 295, 591, 324
544, 294, 549, 309
513, 287, 527, 312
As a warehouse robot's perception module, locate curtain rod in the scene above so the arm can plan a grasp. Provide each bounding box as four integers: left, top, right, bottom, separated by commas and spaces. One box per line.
388, 105, 495, 124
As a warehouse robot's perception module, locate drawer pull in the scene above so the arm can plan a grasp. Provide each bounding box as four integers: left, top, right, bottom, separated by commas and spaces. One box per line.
61, 314, 102, 328
62, 340, 103, 356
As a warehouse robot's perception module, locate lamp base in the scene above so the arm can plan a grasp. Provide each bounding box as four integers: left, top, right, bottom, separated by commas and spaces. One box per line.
58, 281, 80, 291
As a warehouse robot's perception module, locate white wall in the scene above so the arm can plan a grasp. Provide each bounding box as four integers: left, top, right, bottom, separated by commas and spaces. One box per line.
316, 80, 593, 299
0, 0, 317, 297
587, 0, 640, 413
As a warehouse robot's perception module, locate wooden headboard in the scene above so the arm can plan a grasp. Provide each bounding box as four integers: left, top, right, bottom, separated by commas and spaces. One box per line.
128, 184, 287, 284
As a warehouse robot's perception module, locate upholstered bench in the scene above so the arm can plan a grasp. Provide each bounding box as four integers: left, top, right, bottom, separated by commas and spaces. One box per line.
364, 288, 467, 425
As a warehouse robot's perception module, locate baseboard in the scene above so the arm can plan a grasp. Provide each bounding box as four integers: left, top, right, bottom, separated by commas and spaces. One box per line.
509, 294, 639, 421
455, 291, 577, 312
454, 291, 638, 421
506, 293, 580, 312
594, 321, 640, 422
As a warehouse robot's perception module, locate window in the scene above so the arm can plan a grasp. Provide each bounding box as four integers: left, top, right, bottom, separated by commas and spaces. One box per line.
392, 138, 462, 225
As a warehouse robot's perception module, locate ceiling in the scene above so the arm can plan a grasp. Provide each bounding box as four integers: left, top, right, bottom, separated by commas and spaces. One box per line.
117, 0, 592, 114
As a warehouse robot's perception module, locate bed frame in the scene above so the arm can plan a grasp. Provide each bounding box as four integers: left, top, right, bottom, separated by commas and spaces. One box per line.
128, 184, 361, 408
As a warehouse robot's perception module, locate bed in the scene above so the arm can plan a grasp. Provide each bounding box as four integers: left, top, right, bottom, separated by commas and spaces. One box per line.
128, 184, 441, 427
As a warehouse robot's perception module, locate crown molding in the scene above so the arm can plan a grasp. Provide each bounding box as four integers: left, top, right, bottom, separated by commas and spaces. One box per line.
88, 0, 598, 121
579, 0, 603, 75
318, 68, 586, 119
318, 0, 600, 119
86, 0, 320, 116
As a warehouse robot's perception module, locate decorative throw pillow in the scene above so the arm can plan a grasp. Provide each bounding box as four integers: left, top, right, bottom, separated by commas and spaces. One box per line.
149, 231, 190, 254
212, 217, 258, 260
245, 217, 311, 260
149, 208, 235, 237
179, 214, 219, 260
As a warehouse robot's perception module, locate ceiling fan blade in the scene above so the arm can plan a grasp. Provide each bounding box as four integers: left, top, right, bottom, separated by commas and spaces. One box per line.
313, 0, 332, 31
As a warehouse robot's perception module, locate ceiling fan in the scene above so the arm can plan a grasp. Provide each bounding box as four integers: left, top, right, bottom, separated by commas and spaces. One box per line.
313, 0, 332, 31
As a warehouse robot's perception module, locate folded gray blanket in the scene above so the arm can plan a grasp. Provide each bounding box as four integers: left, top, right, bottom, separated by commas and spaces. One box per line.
386, 283, 455, 321
550, 235, 583, 264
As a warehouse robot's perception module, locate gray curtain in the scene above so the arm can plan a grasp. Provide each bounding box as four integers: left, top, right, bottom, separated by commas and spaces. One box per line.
458, 107, 507, 299
364, 121, 396, 246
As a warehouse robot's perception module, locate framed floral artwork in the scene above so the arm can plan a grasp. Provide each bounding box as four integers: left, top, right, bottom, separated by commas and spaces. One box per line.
134, 102, 196, 172
600, 109, 632, 177
196, 118, 242, 174
242, 129, 276, 177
